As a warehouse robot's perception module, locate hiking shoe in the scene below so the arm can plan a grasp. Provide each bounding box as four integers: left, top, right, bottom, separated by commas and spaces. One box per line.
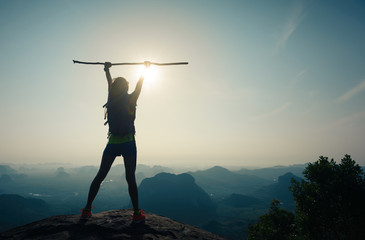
132, 209, 146, 223
81, 208, 92, 219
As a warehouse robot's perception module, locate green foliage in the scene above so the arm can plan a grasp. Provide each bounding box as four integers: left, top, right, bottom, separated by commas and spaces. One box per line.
290, 155, 365, 240
247, 155, 365, 240
246, 199, 297, 240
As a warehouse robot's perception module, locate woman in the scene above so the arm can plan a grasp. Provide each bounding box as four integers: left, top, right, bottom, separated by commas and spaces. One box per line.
81, 62, 146, 223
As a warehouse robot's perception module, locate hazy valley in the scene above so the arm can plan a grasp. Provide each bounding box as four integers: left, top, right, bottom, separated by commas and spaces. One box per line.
0, 162, 308, 239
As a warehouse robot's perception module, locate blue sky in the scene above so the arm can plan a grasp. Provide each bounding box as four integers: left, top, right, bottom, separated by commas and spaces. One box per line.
1, 0, 365, 167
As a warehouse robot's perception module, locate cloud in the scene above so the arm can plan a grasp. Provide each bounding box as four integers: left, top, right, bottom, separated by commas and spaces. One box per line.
337, 79, 365, 103
251, 102, 291, 121
326, 110, 365, 130
290, 69, 306, 86
275, 1, 305, 52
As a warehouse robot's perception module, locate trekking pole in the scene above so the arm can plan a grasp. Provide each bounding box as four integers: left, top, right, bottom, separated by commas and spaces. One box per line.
73, 60, 188, 66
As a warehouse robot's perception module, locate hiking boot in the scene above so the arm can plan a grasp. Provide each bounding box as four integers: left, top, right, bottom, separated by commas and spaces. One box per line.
132, 209, 146, 223
81, 208, 92, 219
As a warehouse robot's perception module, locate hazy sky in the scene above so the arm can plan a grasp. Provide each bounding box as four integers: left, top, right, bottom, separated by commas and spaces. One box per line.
1, 0, 365, 167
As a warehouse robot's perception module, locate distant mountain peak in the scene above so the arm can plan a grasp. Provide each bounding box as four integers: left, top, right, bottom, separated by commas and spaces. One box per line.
0, 165, 17, 175
0, 209, 226, 240
209, 166, 230, 172
278, 172, 301, 184
152, 172, 195, 183
138, 172, 216, 225
196, 166, 234, 177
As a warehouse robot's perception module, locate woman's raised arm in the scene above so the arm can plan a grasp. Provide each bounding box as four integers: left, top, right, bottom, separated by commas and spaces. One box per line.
104, 62, 112, 93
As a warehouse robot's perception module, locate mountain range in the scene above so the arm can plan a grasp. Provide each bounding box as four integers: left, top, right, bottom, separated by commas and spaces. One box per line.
0, 163, 308, 239
188, 166, 272, 198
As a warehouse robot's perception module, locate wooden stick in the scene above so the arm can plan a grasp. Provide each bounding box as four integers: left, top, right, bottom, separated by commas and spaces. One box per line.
73, 60, 188, 66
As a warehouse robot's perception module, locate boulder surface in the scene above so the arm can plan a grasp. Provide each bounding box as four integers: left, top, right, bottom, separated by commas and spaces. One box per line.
0, 209, 226, 240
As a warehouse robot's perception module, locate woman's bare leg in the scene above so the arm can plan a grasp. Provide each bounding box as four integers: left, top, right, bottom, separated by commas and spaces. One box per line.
85, 153, 116, 209
123, 155, 138, 210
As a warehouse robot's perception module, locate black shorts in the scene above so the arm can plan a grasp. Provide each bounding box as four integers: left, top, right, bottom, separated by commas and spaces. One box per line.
103, 141, 137, 157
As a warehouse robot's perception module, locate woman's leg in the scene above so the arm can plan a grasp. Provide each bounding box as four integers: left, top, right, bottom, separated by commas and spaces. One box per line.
85, 153, 116, 209
123, 154, 138, 210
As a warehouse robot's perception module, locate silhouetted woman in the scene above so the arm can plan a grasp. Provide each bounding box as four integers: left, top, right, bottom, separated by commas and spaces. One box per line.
81, 62, 146, 223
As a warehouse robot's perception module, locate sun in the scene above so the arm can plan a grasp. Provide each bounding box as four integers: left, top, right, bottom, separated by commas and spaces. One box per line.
138, 65, 159, 88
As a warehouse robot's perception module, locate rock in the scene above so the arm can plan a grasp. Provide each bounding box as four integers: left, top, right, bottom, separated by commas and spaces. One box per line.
0, 209, 227, 240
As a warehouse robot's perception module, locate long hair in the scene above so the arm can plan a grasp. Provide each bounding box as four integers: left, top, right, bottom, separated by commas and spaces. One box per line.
110, 77, 129, 98
103, 77, 130, 133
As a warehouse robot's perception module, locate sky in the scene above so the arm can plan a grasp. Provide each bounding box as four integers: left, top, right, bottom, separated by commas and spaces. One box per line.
0, 0, 365, 168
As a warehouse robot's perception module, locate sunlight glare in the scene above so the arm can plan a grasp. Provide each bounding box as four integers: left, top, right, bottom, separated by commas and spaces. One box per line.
138, 65, 159, 89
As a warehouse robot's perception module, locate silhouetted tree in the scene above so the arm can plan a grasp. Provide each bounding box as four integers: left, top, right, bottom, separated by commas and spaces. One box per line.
290, 155, 365, 240
247, 199, 297, 240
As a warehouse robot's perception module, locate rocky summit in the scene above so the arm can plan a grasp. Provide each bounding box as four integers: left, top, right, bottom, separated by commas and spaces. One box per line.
0, 209, 226, 240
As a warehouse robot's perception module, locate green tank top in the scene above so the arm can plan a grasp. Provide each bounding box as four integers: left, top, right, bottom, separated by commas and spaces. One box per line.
108, 133, 135, 144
